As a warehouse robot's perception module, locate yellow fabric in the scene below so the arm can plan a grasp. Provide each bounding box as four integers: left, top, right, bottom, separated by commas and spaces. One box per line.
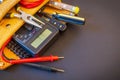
0, 48, 20, 70
0, 0, 20, 21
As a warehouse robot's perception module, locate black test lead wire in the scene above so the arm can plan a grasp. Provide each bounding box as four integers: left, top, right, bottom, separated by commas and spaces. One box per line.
24, 63, 65, 73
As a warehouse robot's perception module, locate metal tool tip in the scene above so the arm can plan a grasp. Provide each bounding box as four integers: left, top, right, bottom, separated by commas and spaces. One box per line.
58, 57, 64, 59
56, 69, 65, 72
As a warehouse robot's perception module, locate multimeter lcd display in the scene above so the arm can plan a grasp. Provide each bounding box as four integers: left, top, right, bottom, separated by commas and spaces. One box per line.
31, 29, 52, 48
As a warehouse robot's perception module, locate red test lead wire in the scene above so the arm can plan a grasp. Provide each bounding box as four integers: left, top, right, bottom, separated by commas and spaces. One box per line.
0, 37, 12, 63
0, 38, 64, 64
9, 55, 64, 64
20, 0, 44, 8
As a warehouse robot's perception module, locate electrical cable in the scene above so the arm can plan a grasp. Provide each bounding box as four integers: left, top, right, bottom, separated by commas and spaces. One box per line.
0, 37, 11, 62
20, 0, 44, 8
0, 38, 64, 64
0, 38, 64, 72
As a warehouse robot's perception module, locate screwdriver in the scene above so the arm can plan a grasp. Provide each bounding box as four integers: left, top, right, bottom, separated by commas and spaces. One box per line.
49, 1, 80, 14
52, 13, 85, 25
24, 63, 64, 72
9, 55, 64, 64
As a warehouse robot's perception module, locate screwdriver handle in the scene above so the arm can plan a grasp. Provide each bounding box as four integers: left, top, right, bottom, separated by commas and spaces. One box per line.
15, 4, 21, 11
52, 13, 86, 25
49, 1, 79, 14
4, 13, 15, 18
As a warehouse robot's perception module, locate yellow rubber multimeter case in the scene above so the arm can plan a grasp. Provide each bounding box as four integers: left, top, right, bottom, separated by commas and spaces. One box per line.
0, 0, 49, 70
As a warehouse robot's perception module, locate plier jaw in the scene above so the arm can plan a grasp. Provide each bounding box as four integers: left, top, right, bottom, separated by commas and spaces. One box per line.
5, 7, 45, 28
17, 9, 45, 28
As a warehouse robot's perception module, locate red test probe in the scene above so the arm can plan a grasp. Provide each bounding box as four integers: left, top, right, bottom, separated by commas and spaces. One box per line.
5, 56, 64, 64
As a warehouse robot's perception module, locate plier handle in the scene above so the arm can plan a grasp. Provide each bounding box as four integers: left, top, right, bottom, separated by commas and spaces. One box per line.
5, 6, 45, 28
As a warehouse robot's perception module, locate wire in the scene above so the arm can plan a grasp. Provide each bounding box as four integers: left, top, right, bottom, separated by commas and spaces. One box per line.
0, 35, 64, 64
0, 38, 64, 64
20, 0, 44, 8
0, 37, 12, 63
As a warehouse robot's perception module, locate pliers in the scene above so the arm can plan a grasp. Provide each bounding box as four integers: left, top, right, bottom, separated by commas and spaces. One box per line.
5, 6, 45, 28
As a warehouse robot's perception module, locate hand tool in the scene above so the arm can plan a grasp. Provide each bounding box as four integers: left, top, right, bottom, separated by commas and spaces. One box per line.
41, 5, 75, 16
4, 6, 45, 28
48, 1, 79, 14
52, 13, 86, 25
36, 12, 67, 31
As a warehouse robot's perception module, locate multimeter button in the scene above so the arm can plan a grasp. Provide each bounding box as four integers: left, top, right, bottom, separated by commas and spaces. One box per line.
50, 19, 54, 24
24, 24, 34, 31
34, 28, 40, 32
45, 18, 50, 21
7, 43, 11, 48
14, 46, 19, 51
26, 54, 31, 58
24, 35, 28, 39
19, 35, 23, 39
22, 53, 29, 58
10, 40, 14, 44
16, 49, 22, 53
19, 51, 23, 55
28, 33, 32, 37
15, 34, 19, 38
54, 22, 57, 25
59, 25, 63, 28
7, 45, 10, 48
35, 27, 39, 30
32, 30, 36, 34
19, 55, 23, 58
11, 45, 15, 49
59, 25, 67, 31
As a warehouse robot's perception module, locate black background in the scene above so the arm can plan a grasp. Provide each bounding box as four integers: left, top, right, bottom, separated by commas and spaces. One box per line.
0, 0, 120, 80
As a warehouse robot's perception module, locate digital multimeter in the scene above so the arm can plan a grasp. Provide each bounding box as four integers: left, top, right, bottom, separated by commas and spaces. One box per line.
13, 17, 59, 57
